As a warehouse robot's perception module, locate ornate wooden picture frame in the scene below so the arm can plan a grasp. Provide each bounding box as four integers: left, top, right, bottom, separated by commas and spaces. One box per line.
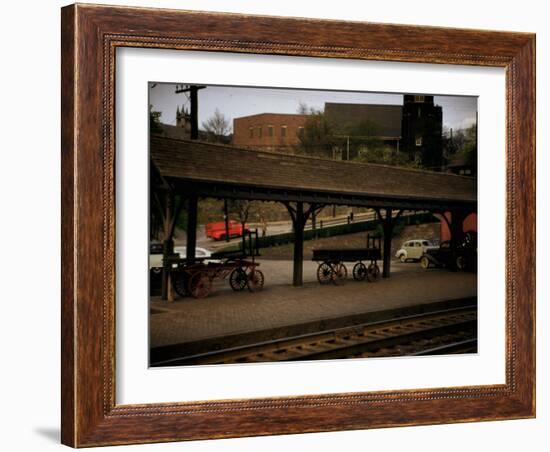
61, 3, 535, 447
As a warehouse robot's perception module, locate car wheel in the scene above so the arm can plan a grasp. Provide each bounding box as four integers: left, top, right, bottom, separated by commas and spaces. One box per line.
456, 255, 467, 271
399, 254, 407, 263
420, 256, 430, 269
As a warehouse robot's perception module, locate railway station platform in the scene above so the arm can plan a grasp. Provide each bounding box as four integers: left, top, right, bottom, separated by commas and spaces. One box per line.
149, 260, 477, 364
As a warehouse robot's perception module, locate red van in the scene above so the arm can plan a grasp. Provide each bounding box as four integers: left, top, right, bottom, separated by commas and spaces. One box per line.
205, 220, 249, 240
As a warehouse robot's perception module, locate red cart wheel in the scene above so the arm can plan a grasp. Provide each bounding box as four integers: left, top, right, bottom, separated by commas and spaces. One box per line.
246, 269, 265, 292
188, 271, 212, 299
332, 263, 347, 285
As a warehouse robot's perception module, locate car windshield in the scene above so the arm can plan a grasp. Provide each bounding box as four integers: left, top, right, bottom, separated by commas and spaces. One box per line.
149, 243, 163, 254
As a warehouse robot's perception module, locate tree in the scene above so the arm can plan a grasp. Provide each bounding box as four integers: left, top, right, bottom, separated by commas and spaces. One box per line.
297, 101, 311, 114
443, 123, 477, 174
354, 143, 421, 168
294, 110, 336, 158
228, 200, 253, 253
149, 104, 163, 134
201, 108, 231, 141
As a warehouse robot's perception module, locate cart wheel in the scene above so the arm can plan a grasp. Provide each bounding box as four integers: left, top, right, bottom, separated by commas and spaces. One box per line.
456, 255, 467, 271
173, 273, 189, 297
420, 256, 430, 269
317, 262, 333, 285
352, 262, 367, 281
229, 268, 247, 291
366, 263, 380, 282
246, 269, 265, 292
332, 263, 347, 285
188, 271, 212, 299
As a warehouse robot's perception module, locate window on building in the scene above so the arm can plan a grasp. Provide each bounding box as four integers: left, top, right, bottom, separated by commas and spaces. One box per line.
268, 125, 274, 137
249, 127, 254, 138
281, 125, 287, 137
415, 135, 423, 147
414, 95, 425, 103
297, 126, 305, 138
258, 126, 262, 138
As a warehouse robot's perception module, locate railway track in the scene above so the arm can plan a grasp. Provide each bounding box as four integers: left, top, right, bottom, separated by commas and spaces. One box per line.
157, 305, 477, 366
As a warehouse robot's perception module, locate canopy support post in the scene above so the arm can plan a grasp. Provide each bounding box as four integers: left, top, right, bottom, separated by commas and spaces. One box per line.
284, 202, 323, 287
186, 194, 198, 263
375, 208, 403, 278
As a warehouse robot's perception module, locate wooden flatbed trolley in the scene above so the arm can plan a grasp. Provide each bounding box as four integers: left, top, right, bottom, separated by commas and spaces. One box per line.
312, 235, 382, 285
168, 230, 265, 299
170, 255, 264, 299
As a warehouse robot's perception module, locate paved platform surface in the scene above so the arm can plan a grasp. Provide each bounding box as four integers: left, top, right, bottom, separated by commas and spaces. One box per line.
150, 260, 477, 348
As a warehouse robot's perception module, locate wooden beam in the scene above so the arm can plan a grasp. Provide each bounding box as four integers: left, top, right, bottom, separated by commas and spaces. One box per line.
186, 194, 198, 262
292, 202, 305, 286
223, 199, 230, 242
161, 192, 175, 301
381, 208, 393, 278
172, 180, 477, 212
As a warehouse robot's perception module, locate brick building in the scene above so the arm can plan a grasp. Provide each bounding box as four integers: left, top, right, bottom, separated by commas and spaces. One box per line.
232, 96, 444, 165
233, 113, 309, 152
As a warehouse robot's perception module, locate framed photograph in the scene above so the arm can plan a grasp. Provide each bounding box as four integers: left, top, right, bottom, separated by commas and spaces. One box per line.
61, 3, 535, 447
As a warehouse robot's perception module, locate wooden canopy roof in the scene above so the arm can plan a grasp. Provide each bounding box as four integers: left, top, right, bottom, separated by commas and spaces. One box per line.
150, 136, 476, 211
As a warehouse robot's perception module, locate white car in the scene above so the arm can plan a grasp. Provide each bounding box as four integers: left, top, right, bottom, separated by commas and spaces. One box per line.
149, 245, 215, 272
395, 239, 438, 263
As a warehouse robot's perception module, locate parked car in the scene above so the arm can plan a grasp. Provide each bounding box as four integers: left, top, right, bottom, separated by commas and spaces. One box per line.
420, 231, 477, 272
174, 246, 216, 263
395, 239, 438, 262
149, 244, 215, 272
205, 220, 249, 241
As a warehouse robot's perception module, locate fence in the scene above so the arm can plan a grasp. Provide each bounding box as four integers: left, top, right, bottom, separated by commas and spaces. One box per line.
235, 211, 437, 252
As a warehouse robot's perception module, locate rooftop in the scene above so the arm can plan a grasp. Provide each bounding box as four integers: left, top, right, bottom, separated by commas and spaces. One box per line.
150, 136, 476, 209
324, 102, 403, 138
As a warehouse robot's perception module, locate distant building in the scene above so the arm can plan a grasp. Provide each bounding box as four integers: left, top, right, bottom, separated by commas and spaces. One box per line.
153, 105, 208, 141
233, 113, 309, 152
401, 95, 443, 170
232, 97, 443, 163
324, 102, 403, 148
155, 123, 190, 141
175, 105, 192, 135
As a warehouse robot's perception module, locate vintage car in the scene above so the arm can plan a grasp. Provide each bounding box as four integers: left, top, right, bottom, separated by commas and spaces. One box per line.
395, 239, 438, 262
419, 232, 477, 272
205, 220, 250, 241
149, 244, 215, 273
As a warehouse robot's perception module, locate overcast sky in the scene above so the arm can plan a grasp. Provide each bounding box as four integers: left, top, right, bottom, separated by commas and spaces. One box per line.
149, 83, 477, 133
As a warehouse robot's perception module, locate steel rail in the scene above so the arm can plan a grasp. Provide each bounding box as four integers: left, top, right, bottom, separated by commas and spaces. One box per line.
154, 305, 477, 366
